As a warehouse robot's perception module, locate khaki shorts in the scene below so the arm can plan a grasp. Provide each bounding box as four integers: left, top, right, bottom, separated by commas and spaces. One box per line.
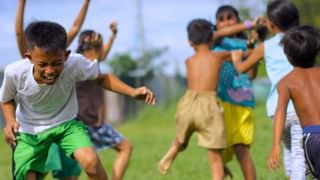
175, 90, 226, 149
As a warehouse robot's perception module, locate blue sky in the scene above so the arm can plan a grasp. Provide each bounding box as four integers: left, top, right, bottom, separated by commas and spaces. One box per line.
0, 0, 264, 76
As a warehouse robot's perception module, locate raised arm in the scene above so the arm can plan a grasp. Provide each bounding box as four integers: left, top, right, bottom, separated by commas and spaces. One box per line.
268, 81, 290, 170
213, 19, 257, 41
99, 22, 118, 61
15, 0, 27, 57
95, 73, 156, 105
66, 0, 90, 47
231, 43, 264, 73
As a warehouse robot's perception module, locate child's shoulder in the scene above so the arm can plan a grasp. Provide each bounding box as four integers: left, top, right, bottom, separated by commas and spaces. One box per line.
5, 58, 30, 73
67, 53, 87, 62
65, 53, 90, 67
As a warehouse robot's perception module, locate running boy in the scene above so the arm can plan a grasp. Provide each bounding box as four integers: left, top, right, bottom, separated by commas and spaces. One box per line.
268, 26, 320, 179
0, 21, 155, 180
158, 19, 227, 180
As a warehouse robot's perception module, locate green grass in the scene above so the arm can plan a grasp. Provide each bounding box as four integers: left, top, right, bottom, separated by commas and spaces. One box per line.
0, 100, 286, 179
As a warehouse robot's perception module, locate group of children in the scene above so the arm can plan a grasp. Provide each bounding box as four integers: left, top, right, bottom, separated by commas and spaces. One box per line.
1, 0, 320, 179
160, 0, 320, 180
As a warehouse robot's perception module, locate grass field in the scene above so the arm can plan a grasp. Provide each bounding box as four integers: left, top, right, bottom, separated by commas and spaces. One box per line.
0, 100, 287, 180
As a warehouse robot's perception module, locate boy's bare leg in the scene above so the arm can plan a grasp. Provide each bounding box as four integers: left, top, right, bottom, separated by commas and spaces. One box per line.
112, 139, 133, 180
26, 171, 36, 180
234, 144, 256, 180
158, 138, 184, 175
73, 147, 108, 180
208, 149, 224, 180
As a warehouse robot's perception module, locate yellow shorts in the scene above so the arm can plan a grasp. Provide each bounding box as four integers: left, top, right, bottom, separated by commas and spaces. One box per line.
219, 100, 254, 163
175, 90, 226, 150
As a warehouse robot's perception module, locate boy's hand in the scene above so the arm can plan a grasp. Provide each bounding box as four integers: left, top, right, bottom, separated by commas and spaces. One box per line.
231, 50, 243, 63
268, 145, 281, 170
3, 121, 19, 146
91, 33, 103, 48
252, 16, 265, 27
110, 21, 118, 35
132, 86, 156, 105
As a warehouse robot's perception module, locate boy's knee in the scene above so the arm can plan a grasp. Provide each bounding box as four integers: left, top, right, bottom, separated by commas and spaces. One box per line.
81, 153, 102, 175
116, 139, 134, 154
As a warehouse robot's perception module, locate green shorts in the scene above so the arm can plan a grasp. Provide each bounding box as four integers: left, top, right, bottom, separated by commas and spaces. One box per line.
46, 143, 82, 179
13, 119, 92, 180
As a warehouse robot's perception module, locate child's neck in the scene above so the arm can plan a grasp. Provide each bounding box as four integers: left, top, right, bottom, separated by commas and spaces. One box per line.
194, 44, 210, 53
83, 50, 100, 61
271, 26, 282, 34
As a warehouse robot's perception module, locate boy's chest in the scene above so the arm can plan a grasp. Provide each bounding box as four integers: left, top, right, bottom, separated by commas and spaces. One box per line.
16, 73, 75, 108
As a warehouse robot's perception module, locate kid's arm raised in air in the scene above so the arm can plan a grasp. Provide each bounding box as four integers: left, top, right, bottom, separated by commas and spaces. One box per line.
99, 21, 118, 60
66, 0, 91, 47
15, 0, 27, 57
213, 18, 259, 41
15, 0, 90, 57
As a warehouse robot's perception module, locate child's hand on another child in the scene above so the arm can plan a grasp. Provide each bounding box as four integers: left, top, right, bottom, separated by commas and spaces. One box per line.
132, 87, 156, 105
231, 50, 243, 63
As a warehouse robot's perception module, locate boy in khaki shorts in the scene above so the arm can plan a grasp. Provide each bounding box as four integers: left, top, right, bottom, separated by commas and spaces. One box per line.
158, 18, 228, 180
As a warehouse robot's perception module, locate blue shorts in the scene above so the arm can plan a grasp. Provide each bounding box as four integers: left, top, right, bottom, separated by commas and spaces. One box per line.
88, 123, 124, 150
303, 125, 320, 179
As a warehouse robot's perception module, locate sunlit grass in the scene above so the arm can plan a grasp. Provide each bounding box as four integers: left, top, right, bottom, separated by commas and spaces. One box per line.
0, 100, 286, 179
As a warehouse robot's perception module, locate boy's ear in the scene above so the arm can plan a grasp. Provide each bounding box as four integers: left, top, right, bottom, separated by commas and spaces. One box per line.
188, 40, 193, 46
64, 50, 71, 61
267, 19, 275, 32
24, 52, 32, 61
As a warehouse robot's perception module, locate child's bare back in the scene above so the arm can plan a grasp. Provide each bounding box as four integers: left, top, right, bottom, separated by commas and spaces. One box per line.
187, 50, 224, 92
280, 67, 320, 126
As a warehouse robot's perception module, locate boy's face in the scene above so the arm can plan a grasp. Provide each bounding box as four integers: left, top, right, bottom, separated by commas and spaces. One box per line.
25, 46, 70, 85
216, 11, 238, 30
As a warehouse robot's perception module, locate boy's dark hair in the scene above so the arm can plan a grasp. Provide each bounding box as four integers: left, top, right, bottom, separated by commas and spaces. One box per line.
215, 5, 246, 39
25, 21, 67, 52
187, 19, 214, 45
255, 18, 269, 41
76, 30, 102, 53
267, 0, 299, 32
281, 25, 320, 68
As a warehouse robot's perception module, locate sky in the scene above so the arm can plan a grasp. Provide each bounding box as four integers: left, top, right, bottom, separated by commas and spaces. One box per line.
0, 0, 265, 76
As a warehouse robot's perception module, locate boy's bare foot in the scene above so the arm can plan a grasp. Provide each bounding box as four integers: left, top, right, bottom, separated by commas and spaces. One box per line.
224, 166, 233, 179
157, 157, 172, 175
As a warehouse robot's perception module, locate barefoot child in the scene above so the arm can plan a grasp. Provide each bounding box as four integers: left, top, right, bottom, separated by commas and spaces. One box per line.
158, 19, 228, 180
268, 25, 320, 179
